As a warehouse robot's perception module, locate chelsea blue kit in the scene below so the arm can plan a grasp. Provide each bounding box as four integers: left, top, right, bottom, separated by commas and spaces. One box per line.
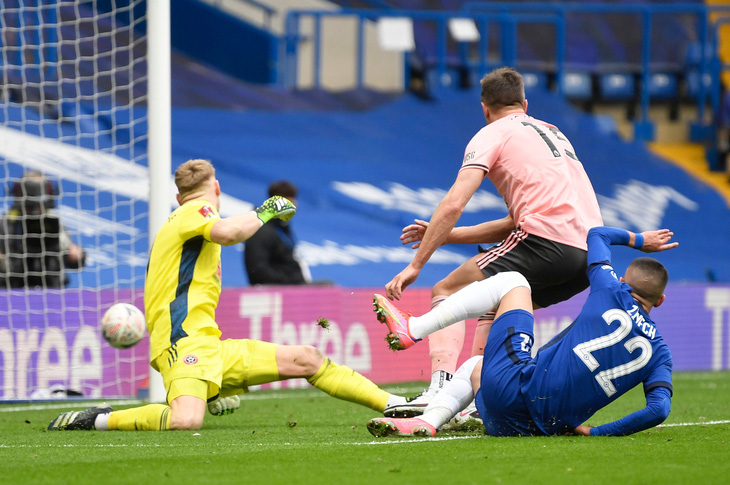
476, 227, 673, 436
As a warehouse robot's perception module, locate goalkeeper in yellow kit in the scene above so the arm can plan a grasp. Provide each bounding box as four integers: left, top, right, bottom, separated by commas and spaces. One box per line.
49, 159, 406, 431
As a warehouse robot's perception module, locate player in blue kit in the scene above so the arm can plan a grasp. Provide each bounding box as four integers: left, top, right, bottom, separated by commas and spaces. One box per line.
368, 226, 677, 437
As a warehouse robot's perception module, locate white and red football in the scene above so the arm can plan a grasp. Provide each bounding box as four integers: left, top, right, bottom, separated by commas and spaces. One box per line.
101, 303, 146, 349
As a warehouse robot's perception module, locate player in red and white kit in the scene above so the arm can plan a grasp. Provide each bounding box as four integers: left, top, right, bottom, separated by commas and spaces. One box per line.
381, 67, 604, 417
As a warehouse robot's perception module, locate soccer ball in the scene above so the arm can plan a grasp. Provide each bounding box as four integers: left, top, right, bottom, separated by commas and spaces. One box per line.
101, 303, 146, 349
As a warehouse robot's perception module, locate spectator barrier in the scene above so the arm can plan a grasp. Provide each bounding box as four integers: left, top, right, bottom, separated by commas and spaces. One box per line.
2, 282, 729, 399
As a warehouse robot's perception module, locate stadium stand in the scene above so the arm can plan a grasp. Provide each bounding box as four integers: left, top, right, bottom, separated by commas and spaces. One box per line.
2, 0, 730, 404
2, 0, 729, 290
167, 0, 730, 287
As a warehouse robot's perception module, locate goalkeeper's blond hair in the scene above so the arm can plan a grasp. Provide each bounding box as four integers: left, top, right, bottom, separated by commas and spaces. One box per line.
175, 159, 215, 199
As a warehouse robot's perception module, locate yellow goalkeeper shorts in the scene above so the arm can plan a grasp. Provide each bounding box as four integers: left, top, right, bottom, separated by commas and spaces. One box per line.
154, 336, 280, 403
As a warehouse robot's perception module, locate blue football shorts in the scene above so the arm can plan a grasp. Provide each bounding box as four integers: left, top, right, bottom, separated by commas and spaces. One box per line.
475, 308, 545, 437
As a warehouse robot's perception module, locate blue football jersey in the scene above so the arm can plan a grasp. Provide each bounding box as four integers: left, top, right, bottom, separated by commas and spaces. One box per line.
520, 252, 673, 435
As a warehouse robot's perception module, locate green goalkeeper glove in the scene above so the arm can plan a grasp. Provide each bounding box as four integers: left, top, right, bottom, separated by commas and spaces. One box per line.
207, 395, 241, 416
255, 196, 296, 224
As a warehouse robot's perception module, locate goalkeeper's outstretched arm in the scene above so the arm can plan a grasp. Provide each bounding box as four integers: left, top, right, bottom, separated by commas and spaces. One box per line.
210, 196, 296, 246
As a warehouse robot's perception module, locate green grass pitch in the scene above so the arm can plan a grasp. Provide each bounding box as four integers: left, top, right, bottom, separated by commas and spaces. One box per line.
1, 372, 728, 485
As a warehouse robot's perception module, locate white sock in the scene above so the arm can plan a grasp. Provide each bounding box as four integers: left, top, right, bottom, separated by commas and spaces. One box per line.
421, 356, 482, 429
94, 412, 111, 431
409, 272, 530, 340
428, 370, 452, 391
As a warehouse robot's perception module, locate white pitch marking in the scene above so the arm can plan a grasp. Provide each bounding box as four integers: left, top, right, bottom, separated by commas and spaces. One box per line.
657, 419, 730, 427
352, 435, 483, 445
1, 419, 728, 449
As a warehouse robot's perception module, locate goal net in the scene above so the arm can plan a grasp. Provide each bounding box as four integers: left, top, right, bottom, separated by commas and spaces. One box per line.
0, 0, 150, 401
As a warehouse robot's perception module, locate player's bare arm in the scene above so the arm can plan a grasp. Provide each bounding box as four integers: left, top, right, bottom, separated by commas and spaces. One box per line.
210, 196, 297, 246
447, 215, 514, 245
209, 212, 265, 246
401, 215, 514, 249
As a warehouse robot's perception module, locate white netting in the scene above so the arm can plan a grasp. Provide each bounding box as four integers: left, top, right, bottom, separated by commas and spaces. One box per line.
0, 0, 150, 400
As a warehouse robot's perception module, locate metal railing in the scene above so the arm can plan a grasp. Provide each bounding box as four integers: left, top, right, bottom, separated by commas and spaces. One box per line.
211, 0, 277, 29
463, 2, 718, 133
283, 3, 730, 142
337, 0, 395, 9
711, 16, 730, 119
283, 9, 564, 92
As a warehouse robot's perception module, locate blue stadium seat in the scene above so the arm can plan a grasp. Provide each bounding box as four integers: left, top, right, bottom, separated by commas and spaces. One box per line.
685, 70, 712, 99
648, 73, 679, 100
685, 41, 715, 68
598, 73, 635, 100
561, 72, 592, 100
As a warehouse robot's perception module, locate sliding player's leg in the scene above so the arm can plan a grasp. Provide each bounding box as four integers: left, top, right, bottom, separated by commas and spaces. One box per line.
378, 271, 531, 417
384, 256, 486, 414
286, 344, 408, 412
47, 390, 199, 432
106, 377, 210, 431
419, 355, 483, 429
220, 339, 406, 414
475, 286, 540, 437
104, 381, 203, 431
422, 257, 486, 395
367, 355, 483, 437
109, 335, 225, 431
368, 282, 534, 438
49, 336, 222, 432
377, 272, 531, 349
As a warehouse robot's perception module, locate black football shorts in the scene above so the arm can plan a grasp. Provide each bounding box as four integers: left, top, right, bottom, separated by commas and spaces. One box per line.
477, 228, 589, 308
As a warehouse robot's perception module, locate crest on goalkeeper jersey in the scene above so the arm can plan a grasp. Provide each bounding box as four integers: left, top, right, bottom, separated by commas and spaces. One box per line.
198, 205, 216, 219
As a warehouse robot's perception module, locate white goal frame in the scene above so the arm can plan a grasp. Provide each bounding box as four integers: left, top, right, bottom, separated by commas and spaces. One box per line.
0, 0, 169, 403
147, 0, 171, 404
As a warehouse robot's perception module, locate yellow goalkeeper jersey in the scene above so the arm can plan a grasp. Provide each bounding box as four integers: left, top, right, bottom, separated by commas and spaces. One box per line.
144, 199, 223, 362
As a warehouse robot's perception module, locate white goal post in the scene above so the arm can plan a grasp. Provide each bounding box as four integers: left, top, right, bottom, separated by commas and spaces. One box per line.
0, 0, 168, 402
